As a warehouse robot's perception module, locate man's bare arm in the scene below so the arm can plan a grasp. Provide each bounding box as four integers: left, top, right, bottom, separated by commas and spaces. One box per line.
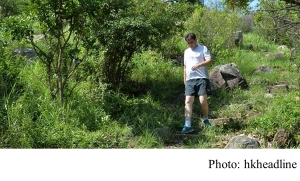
191, 58, 212, 70
183, 66, 186, 85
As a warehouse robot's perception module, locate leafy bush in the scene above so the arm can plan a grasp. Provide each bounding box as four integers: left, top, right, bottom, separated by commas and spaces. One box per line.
130, 51, 183, 101
93, 0, 191, 88
184, 5, 240, 60
0, 46, 25, 98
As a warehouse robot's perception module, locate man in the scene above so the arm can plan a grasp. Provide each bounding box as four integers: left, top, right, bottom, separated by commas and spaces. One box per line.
181, 33, 212, 134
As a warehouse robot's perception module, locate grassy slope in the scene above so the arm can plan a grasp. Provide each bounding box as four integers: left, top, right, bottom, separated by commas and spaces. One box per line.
128, 32, 300, 148
1, 32, 299, 148
204, 33, 300, 148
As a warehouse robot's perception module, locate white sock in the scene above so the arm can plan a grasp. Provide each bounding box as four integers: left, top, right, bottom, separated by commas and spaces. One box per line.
185, 118, 191, 127
203, 117, 208, 121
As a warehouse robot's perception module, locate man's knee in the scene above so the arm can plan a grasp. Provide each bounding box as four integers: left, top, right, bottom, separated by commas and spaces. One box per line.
199, 95, 208, 104
185, 96, 194, 105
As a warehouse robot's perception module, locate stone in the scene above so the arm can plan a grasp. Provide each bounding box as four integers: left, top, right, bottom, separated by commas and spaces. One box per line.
267, 82, 289, 93
273, 52, 285, 58
224, 135, 261, 149
209, 65, 226, 90
254, 65, 273, 73
272, 129, 295, 148
209, 63, 248, 91
232, 31, 243, 46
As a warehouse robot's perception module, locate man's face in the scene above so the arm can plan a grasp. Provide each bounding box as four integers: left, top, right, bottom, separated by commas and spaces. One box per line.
186, 39, 197, 49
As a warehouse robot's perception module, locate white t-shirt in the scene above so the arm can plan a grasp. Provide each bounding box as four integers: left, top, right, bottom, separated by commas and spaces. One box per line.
184, 44, 211, 80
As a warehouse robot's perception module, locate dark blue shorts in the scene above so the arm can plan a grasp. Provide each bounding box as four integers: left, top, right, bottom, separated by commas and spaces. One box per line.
185, 78, 211, 96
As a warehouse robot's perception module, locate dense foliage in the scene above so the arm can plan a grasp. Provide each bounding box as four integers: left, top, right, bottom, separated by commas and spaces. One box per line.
0, 0, 300, 148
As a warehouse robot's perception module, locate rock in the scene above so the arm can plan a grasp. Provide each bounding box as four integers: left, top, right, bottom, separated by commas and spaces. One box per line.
254, 64, 273, 73
209, 65, 226, 90
272, 129, 295, 148
265, 52, 285, 58
273, 52, 285, 58
224, 135, 261, 149
267, 82, 289, 93
232, 31, 243, 46
209, 63, 248, 91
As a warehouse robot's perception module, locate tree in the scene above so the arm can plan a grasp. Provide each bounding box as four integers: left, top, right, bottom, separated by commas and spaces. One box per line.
5, 0, 96, 106
224, 0, 300, 9
163, 0, 203, 4
222, 0, 255, 10
0, 0, 29, 17
223, 0, 300, 49
254, 0, 300, 48
184, 6, 240, 59
89, 0, 191, 88
280, 0, 300, 6
4, 0, 192, 104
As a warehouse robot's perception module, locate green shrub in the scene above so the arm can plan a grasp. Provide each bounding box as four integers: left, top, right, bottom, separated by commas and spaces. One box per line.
130, 51, 183, 100
184, 5, 240, 60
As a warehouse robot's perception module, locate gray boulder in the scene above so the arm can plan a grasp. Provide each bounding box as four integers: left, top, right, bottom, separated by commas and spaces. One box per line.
209, 63, 248, 91
225, 135, 261, 149
232, 31, 243, 46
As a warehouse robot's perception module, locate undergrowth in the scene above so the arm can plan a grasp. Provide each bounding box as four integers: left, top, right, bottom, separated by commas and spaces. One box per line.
1, 32, 300, 148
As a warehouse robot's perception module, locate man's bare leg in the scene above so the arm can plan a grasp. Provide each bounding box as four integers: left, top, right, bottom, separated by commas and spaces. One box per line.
181, 95, 196, 133
199, 94, 208, 118
199, 94, 211, 126
184, 96, 195, 127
